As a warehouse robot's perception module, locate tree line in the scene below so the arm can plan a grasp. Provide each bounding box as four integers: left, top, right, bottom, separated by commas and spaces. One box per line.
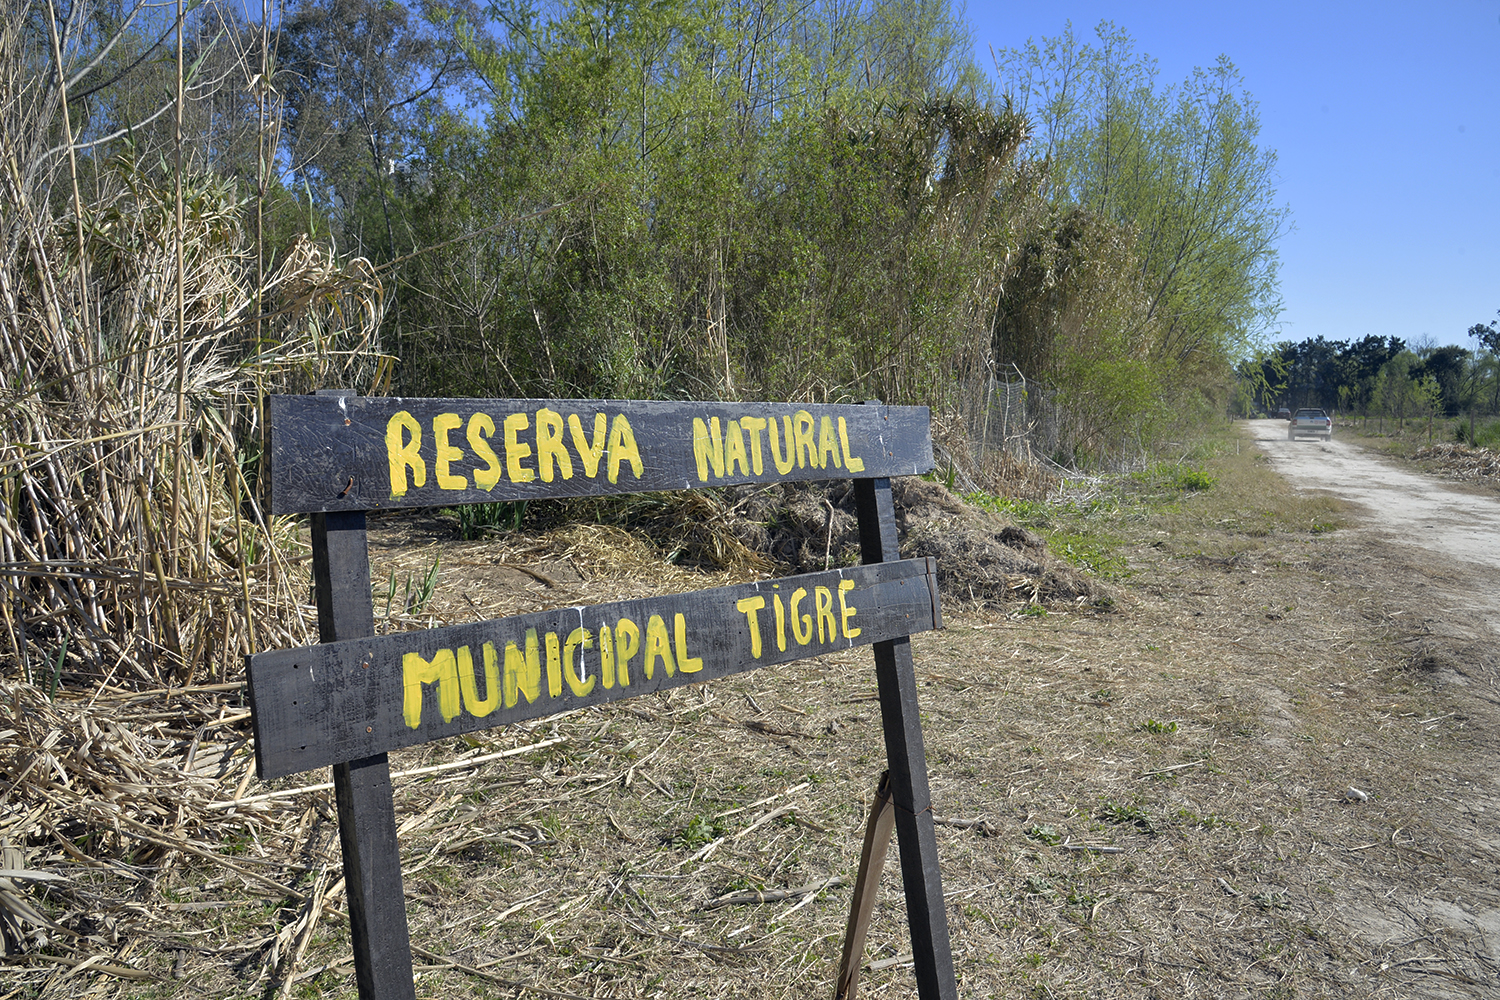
9, 3, 1288, 464
1238, 315, 1500, 427
0, 0, 1293, 687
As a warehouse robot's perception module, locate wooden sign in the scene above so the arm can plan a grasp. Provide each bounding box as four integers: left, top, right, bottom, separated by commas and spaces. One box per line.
268, 396, 934, 514
249, 559, 940, 780
247, 392, 959, 1000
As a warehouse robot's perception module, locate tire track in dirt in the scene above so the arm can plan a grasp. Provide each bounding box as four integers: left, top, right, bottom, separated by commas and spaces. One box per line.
1250, 419, 1500, 589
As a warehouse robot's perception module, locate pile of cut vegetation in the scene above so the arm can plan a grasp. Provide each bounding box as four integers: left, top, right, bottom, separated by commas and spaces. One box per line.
722, 478, 1101, 608
1411, 442, 1500, 480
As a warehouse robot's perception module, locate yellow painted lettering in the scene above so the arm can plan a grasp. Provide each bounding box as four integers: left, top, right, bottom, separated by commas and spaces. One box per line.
724, 420, 750, 477
433, 412, 468, 490
569, 413, 608, 478
386, 411, 425, 497
692, 416, 725, 482
536, 408, 573, 482
674, 613, 703, 673
644, 614, 675, 679
503, 630, 542, 707
614, 617, 640, 686
468, 414, 502, 490
838, 417, 865, 473
503, 413, 535, 483
608, 414, 644, 484
790, 587, 813, 645
772, 591, 787, 652
545, 630, 562, 697
818, 416, 842, 470
740, 416, 767, 474
459, 644, 501, 718
599, 624, 616, 689
768, 416, 796, 475
794, 410, 818, 469
839, 579, 861, 639
563, 627, 595, 697
736, 596, 766, 659
402, 648, 459, 728
814, 586, 836, 643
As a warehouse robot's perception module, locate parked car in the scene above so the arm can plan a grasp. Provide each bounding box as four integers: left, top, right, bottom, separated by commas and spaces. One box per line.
1274, 407, 1291, 420
1288, 408, 1332, 441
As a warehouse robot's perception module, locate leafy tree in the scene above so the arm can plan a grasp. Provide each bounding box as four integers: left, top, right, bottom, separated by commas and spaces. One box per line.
1414, 345, 1470, 417
997, 22, 1288, 380
388, 0, 1018, 413
1466, 313, 1500, 414
1236, 346, 1288, 414
1468, 312, 1500, 357
1280, 336, 1341, 409
277, 0, 481, 256
1368, 351, 1440, 428
993, 21, 1288, 456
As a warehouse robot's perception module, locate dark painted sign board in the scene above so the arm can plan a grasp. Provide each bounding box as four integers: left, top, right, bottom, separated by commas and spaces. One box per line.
249, 559, 940, 779
269, 395, 933, 514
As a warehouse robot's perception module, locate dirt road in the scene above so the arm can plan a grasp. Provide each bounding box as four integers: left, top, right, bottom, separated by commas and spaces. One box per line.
1249, 418, 1500, 605
1245, 418, 1500, 997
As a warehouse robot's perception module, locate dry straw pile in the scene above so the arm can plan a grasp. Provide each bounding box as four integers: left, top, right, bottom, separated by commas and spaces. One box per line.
1411, 442, 1500, 482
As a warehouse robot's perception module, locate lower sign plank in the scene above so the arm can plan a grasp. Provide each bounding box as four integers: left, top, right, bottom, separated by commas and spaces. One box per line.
248, 558, 941, 780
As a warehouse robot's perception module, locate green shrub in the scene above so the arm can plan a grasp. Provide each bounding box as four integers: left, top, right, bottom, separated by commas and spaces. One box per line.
451, 501, 527, 540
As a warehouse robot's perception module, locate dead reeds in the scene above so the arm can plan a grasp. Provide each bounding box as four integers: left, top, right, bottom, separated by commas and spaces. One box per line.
0, 0, 388, 692
0, 0, 390, 965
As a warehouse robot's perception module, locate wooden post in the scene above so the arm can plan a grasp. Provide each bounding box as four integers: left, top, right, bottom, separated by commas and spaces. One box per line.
835, 771, 897, 1000
310, 391, 416, 1000
853, 468, 958, 1000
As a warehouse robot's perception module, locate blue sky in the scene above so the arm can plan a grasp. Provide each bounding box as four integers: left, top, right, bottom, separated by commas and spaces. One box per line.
963, 1, 1500, 352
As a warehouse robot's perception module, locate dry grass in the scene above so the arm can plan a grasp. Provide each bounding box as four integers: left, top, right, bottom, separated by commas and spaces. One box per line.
0, 5, 396, 983
4, 426, 1497, 998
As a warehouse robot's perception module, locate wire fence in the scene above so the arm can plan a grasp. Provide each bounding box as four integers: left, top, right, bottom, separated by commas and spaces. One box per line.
923, 367, 1075, 498
959, 368, 1063, 465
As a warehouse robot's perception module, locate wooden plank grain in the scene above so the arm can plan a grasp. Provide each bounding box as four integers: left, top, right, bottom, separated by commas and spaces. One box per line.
269, 396, 933, 514
248, 559, 939, 779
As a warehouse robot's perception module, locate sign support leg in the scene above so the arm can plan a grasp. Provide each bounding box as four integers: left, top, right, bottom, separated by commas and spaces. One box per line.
312, 507, 416, 1000
853, 475, 958, 1000
835, 771, 897, 1000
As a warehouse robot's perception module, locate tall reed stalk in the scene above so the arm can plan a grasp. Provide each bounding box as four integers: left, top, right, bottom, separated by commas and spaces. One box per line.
0, 0, 390, 691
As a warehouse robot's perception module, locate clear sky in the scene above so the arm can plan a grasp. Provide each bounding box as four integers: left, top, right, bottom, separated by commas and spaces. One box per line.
963, 1, 1500, 353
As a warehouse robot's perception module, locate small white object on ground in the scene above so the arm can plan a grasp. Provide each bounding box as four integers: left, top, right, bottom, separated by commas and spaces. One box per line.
1346, 786, 1369, 802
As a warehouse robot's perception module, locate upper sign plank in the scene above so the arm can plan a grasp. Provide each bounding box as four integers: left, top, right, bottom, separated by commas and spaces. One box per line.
269, 396, 933, 514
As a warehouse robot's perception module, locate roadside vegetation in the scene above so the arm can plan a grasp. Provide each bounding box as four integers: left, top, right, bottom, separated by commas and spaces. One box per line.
1333, 416, 1500, 499
0, 0, 1289, 689
967, 423, 1348, 587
